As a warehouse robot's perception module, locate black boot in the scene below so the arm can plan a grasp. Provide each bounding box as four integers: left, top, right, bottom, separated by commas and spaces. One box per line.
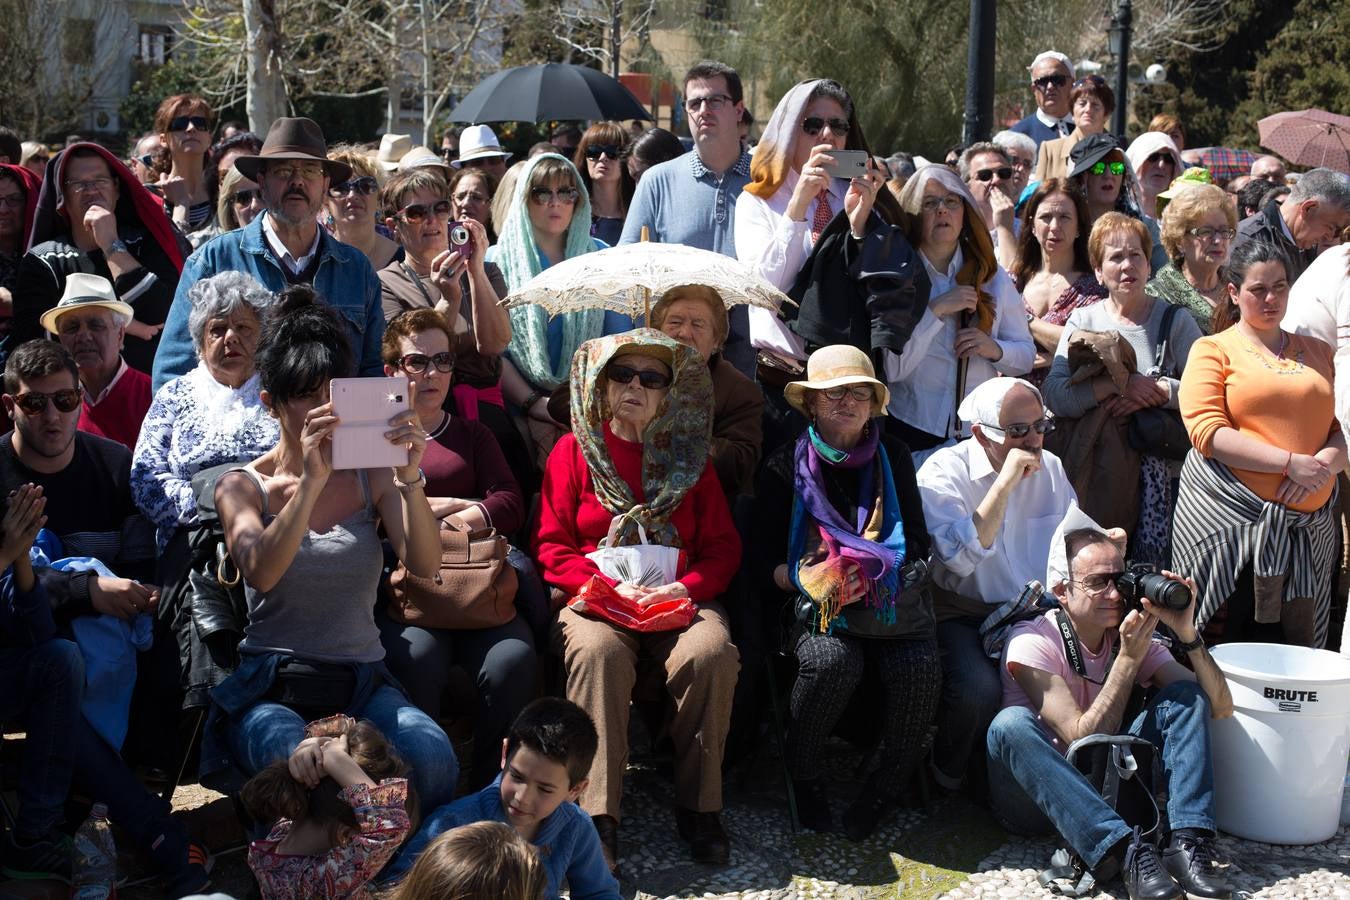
1162, 829, 1232, 899
1122, 827, 1183, 900
791, 779, 834, 832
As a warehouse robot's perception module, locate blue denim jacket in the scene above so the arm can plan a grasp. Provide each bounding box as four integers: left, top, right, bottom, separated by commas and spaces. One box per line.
151, 216, 386, 392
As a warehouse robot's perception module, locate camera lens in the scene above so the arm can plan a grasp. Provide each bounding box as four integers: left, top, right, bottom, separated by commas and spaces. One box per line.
449, 224, 470, 245
1142, 573, 1191, 610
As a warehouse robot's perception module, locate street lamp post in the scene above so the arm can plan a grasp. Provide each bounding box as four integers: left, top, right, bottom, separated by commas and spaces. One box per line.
1108, 0, 1132, 140
962, 0, 997, 146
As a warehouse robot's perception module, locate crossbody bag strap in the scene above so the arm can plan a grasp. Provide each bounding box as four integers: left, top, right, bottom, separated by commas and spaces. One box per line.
1152, 301, 1183, 379
400, 261, 438, 309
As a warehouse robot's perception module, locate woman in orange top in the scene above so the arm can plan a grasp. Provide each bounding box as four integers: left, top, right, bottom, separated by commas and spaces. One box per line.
1173, 240, 1346, 648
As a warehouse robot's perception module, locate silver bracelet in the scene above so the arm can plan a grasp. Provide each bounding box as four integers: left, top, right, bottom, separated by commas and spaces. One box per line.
393, 467, 427, 493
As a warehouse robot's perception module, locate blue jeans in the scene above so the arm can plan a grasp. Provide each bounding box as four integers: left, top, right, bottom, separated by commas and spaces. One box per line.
986, 679, 1217, 867
0, 640, 82, 839
229, 684, 458, 814
933, 616, 1001, 782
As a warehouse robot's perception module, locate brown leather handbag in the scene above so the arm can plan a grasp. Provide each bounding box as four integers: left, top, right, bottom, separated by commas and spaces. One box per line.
387, 521, 519, 629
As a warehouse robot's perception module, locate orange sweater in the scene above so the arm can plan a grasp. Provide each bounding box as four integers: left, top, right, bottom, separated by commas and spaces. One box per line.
1180, 327, 1337, 511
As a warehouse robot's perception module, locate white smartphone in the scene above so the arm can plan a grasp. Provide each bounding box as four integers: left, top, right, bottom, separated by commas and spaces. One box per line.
329, 376, 412, 471
822, 149, 871, 179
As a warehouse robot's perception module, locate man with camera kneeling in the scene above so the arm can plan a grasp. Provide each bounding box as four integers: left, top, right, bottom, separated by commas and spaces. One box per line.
987, 509, 1234, 900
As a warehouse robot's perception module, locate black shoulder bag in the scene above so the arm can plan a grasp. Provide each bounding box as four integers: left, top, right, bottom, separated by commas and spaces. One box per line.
1126, 302, 1191, 461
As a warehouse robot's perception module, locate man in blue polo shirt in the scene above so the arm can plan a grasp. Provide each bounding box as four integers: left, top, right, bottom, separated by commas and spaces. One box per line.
620, 61, 755, 377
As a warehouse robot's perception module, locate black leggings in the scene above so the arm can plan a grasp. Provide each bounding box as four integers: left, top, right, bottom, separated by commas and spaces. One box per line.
788, 631, 941, 797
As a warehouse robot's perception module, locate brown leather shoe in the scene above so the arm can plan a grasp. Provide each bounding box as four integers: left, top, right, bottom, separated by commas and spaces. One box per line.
674, 808, 731, 865
590, 814, 619, 872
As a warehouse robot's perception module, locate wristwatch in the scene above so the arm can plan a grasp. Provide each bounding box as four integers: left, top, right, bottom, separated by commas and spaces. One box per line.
1176, 632, 1205, 653
107, 238, 130, 256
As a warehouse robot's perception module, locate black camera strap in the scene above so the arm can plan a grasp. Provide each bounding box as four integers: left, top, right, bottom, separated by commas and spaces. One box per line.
1052, 608, 1118, 686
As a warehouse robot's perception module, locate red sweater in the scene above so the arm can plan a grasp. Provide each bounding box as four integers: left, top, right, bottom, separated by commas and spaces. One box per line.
533, 425, 741, 602
79, 363, 152, 451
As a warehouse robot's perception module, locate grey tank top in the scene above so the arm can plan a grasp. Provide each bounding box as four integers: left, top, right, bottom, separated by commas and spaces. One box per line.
235, 467, 386, 664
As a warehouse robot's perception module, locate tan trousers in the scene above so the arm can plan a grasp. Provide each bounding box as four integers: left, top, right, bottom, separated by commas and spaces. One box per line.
554, 601, 739, 820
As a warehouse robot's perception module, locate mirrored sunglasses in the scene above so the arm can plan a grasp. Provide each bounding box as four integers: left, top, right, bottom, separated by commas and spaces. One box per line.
14, 389, 82, 415
529, 187, 579, 205
1088, 161, 1127, 176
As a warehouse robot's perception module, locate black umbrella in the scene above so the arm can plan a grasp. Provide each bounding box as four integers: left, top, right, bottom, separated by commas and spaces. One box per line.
449, 63, 653, 124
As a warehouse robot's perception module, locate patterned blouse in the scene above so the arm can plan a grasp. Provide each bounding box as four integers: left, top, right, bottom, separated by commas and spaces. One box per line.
248, 779, 411, 900
1025, 273, 1108, 386
130, 362, 279, 548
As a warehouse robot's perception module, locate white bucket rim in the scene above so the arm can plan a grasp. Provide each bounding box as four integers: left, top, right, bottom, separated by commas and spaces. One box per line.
1211, 642, 1350, 686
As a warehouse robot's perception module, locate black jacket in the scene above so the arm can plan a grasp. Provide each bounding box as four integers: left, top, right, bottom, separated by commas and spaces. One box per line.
1236, 201, 1315, 282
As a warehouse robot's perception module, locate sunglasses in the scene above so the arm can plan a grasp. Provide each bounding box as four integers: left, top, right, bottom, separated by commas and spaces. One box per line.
1144, 151, 1175, 167
169, 115, 211, 132
328, 176, 379, 198
685, 94, 733, 112
1033, 74, 1068, 90
605, 363, 672, 390
820, 385, 874, 402
529, 187, 579, 206
802, 117, 850, 137
13, 389, 82, 415
398, 352, 455, 375
230, 189, 261, 206
584, 144, 622, 161
974, 167, 1013, 182
136, 153, 155, 168
398, 199, 453, 222
984, 417, 1055, 439
1088, 161, 1127, 176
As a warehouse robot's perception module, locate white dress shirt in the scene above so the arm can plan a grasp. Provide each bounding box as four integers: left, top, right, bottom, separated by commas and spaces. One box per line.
882, 248, 1035, 442
736, 169, 847, 363
917, 438, 1078, 606
1036, 108, 1074, 137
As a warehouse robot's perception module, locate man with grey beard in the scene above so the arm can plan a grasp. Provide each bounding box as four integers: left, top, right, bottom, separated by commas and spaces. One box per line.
150, 117, 384, 389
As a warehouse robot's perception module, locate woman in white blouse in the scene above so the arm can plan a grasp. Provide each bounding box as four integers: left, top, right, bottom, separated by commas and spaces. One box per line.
883, 165, 1035, 463
734, 78, 891, 447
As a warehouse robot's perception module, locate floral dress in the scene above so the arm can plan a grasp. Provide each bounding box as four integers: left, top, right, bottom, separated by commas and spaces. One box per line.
248, 779, 411, 900
1024, 273, 1107, 386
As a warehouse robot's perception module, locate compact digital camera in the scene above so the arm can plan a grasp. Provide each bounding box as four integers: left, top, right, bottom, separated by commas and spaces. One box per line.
448, 220, 474, 253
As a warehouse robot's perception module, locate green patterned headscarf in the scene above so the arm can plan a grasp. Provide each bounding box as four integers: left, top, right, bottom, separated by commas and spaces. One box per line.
569, 329, 714, 548
501, 153, 604, 391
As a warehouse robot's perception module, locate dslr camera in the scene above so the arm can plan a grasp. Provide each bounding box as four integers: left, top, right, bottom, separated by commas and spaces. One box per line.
1115, 563, 1191, 612
448, 221, 474, 253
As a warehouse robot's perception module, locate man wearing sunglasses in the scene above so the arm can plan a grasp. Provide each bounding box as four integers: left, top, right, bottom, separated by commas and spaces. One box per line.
1009, 51, 1076, 148
620, 60, 757, 377
128, 133, 162, 186
958, 143, 1019, 268
151, 117, 386, 392
916, 377, 1081, 796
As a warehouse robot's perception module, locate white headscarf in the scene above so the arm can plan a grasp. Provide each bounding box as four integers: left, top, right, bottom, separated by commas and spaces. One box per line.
1045, 501, 1111, 591
1125, 132, 1183, 180
957, 377, 1044, 443
745, 79, 836, 201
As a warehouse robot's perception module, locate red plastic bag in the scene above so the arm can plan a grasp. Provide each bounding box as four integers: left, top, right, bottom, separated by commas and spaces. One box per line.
567, 575, 697, 632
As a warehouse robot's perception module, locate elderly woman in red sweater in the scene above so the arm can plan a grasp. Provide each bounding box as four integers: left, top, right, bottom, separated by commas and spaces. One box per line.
534, 328, 741, 871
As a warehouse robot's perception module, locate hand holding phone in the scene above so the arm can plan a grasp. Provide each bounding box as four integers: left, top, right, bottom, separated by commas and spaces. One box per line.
821, 149, 871, 179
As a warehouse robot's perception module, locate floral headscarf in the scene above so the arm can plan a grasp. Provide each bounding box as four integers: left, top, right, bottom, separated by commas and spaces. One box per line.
501, 153, 602, 391
569, 328, 713, 547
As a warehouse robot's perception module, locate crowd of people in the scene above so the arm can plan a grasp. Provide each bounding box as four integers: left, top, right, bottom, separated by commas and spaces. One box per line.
0, 51, 1348, 900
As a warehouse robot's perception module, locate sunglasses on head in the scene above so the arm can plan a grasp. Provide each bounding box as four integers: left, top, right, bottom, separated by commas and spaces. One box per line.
584, 144, 622, 161
1074, 75, 1107, 88
13, 389, 81, 415
231, 189, 261, 206
802, 116, 850, 137
169, 115, 210, 132
328, 176, 379, 198
398, 199, 453, 222
398, 352, 455, 375
1088, 161, 1127, 176
984, 417, 1055, 439
1033, 74, 1068, 90
974, 166, 1013, 182
605, 362, 672, 390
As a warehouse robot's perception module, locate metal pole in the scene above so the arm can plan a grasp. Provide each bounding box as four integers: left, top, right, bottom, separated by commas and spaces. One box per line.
1111, 0, 1132, 140
611, 0, 623, 79
962, 0, 997, 145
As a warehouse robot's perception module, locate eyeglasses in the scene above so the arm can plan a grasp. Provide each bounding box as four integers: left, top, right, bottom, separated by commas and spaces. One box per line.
265, 163, 325, 181
12, 389, 82, 415
820, 385, 874, 402
1071, 572, 1125, 597
973, 166, 1013, 182
63, 177, 114, 194
328, 176, 379, 198
604, 362, 672, 390
1088, 161, 1127, 176
398, 199, 453, 222
584, 144, 623, 161
0, 195, 24, 210
398, 352, 455, 375
982, 417, 1055, 439
529, 187, 579, 206
802, 117, 850, 137
921, 195, 963, 213
1185, 226, 1236, 241
168, 115, 210, 132
1033, 74, 1068, 90
453, 190, 488, 205
1074, 75, 1108, 88
685, 94, 733, 112
230, 189, 261, 206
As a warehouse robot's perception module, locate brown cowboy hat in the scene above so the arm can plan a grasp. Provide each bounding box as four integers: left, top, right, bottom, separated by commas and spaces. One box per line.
233, 117, 352, 182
